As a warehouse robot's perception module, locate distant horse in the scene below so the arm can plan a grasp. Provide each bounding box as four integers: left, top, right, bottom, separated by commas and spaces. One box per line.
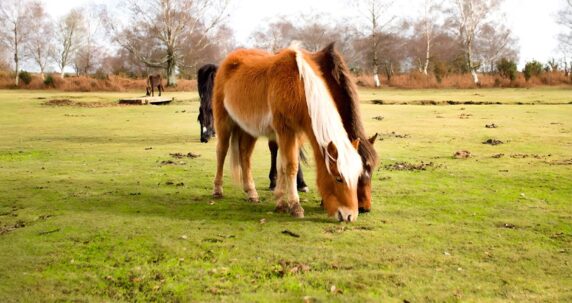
212, 42, 377, 222
198, 64, 217, 143
146, 74, 164, 97
197, 63, 309, 192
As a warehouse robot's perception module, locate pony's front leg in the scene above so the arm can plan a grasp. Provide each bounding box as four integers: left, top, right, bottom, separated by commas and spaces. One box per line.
239, 130, 259, 202
276, 133, 303, 218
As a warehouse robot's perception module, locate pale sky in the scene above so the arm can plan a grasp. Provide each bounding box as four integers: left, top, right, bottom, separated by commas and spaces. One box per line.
44, 0, 569, 67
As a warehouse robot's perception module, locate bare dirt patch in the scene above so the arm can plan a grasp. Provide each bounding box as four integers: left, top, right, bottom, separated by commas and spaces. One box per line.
492, 153, 505, 159
378, 132, 410, 140
384, 161, 440, 171
169, 152, 201, 159
486, 123, 498, 128
453, 150, 472, 159
545, 159, 572, 166
42, 99, 125, 108
483, 139, 504, 145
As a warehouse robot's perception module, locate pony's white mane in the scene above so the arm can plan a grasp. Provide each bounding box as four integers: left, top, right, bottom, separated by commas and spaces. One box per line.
289, 41, 363, 188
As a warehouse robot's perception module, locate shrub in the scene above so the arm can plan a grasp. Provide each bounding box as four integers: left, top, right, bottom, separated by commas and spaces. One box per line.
18, 71, 32, 85
433, 61, 448, 84
523, 60, 543, 81
496, 58, 517, 81
43, 74, 55, 87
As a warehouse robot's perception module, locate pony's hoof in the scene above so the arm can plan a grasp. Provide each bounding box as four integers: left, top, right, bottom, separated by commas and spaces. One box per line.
275, 203, 289, 214
248, 197, 260, 203
213, 192, 223, 199
290, 204, 304, 218
297, 186, 309, 193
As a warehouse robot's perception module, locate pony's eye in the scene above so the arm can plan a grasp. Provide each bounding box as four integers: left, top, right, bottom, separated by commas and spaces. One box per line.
335, 177, 343, 183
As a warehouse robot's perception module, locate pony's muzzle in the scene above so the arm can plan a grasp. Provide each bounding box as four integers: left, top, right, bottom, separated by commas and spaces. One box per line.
336, 207, 358, 222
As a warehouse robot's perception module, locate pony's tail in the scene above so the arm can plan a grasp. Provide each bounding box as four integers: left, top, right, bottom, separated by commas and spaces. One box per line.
229, 127, 242, 183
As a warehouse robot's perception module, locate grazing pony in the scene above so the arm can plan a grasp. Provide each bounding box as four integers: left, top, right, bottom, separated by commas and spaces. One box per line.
197, 63, 309, 192
213, 42, 373, 222
198, 64, 217, 143
146, 74, 164, 97
309, 43, 378, 213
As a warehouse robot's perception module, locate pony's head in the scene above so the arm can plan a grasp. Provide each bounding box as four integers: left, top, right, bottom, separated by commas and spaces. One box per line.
310, 43, 379, 213
320, 139, 362, 222
199, 107, 215, 143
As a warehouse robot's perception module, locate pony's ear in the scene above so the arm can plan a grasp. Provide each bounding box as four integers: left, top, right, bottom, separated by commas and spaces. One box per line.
368, 133, 378, 145
327, 141, 338, 160
352, 138, 360, 150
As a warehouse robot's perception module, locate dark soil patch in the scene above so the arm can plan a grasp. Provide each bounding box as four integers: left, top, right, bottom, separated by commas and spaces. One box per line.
492, 153, 505, 159
453, 150, 471, 159
496, 223, 519, 229
372, 116, 384, 121
275, 260, 310, 277
43, 99, 126, 108
0, 220, 26, 236
459, 113, 473, 119
545, 159, 572, 166
160, 160, 185, 166
485, 123, 498, 128
281, 230, 300, 238
384, 161, 440, 171
169, 152, 201, 159
510, 153, 550, 159
371, 99, 385, 105
483, 139, 504, 145
378, 132, 410, 140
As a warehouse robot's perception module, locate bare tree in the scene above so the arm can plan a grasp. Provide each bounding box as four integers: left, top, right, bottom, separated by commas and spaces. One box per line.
0, 0, 35, 85
476, 23, 518, 73
26, 2, 53, 80
558, 1, 572, 54
74, 5, 106, 76
351, 0, 396, 87
250, 18, 296, 52
104, 0, 230, 86
53, 9, 86, 78
420, 0, 444, 75
448, 0, 503, 85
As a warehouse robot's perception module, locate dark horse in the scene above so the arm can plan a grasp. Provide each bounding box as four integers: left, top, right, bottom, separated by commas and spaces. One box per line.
197, 64, 308, 192
146, 74, 164, 97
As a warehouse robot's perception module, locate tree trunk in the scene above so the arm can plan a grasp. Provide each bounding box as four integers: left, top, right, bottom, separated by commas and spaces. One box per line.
14, 27, 19, 86
423, 38, 430, 75
14, 55, 19, 86
467, 46, 480, 85
166, 50, 177, 87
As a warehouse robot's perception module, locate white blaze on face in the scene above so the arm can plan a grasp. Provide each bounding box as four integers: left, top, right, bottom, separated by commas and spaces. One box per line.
202, 126, 207, 134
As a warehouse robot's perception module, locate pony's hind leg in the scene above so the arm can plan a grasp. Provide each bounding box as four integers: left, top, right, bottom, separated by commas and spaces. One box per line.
268, 140, 278, 191
213, 121, 232, 198
238, 130, 259, 202
275, 132, 303, 218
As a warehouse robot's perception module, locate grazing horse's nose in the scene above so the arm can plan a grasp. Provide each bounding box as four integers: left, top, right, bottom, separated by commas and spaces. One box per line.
337, 208, 358, 222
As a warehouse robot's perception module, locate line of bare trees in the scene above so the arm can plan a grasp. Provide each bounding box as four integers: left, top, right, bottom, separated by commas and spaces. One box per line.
1, 0, 571, 87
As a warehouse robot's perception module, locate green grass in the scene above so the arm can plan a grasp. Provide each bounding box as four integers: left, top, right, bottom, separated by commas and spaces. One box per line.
0, 88, 571, 302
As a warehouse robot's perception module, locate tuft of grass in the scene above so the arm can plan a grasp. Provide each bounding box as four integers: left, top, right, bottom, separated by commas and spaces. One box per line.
0, 89, 571, 302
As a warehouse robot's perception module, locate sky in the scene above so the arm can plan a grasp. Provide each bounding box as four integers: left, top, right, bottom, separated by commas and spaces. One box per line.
43, 0, 569, 68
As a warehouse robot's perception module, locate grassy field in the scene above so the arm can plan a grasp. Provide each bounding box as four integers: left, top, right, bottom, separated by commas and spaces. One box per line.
0, 88, 571, 302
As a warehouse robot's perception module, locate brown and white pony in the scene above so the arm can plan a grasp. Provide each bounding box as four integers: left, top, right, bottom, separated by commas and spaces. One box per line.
146, 74, 164, 97
212, 42, 376, 222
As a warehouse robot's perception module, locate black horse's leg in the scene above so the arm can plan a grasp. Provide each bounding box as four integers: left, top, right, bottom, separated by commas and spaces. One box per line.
158, 85, 162, 97
268, 140, 278, 191
296, 162, 308, 192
